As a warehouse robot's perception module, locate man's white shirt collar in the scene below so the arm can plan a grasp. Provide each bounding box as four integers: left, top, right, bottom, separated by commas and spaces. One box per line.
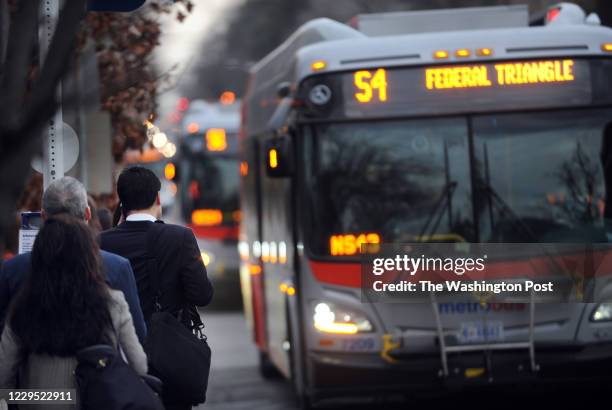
126, 213, 157, 222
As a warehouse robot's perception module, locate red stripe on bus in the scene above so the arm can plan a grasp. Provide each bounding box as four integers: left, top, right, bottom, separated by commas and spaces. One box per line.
309, 260, 361, 288
188, 224, 239, 240
309, 250, 612, 288
251, 271, 268, 350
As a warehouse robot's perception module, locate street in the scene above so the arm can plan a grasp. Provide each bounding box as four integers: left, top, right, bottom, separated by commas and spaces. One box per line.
196, 311, 298, 410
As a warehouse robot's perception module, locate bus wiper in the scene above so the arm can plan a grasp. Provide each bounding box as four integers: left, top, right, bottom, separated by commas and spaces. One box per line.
478, 182, 540, 243
418, 181, 458, 241
479, 181, 576, 295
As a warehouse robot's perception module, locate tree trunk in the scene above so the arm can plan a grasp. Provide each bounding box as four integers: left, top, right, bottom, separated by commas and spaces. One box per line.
0, 0, 87, 256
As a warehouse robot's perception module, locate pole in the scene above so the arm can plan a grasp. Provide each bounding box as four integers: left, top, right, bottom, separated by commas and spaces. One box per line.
40, 0, 64, 189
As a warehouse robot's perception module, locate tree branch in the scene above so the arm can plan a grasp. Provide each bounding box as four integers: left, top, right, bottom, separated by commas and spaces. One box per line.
0, 0, 39, 133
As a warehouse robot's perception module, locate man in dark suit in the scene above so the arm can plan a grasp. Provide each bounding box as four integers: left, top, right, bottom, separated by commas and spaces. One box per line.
0, 177, 147, 343
100, 166, 213, 410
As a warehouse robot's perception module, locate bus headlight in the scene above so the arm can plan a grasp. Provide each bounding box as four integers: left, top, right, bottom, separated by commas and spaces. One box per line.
313, 302, 373, 334
591, 303, 612, 322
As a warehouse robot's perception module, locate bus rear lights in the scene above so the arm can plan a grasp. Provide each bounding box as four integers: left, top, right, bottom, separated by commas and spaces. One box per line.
311, 60, 327, 72
591, 303, 612, 322
476, 48, 493, 57
192, 209, 223, 226
602, 43, 612, 52
268, 148, 279, 169
455, 49, 471, 58
433, 50, 449, 59
313, 302, 373, 335
206, 128, 227, 151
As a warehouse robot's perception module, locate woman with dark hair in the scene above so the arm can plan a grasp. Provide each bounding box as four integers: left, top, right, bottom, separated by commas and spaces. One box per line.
0, 215, 147, 408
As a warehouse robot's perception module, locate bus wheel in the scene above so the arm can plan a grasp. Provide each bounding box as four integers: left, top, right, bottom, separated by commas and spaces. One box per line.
259, 351, 281, 379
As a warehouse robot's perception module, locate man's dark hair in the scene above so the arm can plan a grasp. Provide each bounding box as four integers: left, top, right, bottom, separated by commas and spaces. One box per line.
117, 166, 161, 213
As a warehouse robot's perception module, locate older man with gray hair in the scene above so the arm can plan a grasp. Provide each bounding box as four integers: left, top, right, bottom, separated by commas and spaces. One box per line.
0, 177, 146, 342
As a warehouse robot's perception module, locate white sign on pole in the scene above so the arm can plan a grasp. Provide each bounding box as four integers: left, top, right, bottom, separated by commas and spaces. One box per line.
31, 122, 79, 174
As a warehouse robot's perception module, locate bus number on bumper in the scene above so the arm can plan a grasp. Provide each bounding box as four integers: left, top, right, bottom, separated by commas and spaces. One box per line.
341, 337, 377, 352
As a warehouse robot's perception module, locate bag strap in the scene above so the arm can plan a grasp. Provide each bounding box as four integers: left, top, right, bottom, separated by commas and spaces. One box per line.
145, 222, 164, 313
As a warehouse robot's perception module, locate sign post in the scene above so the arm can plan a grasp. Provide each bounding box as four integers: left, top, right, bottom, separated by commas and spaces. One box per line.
40, 0, 64, 190
38, 0, 146, 189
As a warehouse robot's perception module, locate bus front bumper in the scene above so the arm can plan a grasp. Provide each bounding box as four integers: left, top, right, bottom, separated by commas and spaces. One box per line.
308, 343, 612, 399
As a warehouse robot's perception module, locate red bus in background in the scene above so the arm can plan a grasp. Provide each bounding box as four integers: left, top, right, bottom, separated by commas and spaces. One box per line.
179, 98, 242, 301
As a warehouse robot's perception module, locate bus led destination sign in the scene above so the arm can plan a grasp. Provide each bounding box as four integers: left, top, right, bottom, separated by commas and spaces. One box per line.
425, 59, 575, 90
341, 58, 592, 118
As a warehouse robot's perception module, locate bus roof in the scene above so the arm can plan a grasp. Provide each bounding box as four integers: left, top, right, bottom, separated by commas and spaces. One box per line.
244, 4, 612, 137
295, 24, 612, 80
351, 5, 528, 36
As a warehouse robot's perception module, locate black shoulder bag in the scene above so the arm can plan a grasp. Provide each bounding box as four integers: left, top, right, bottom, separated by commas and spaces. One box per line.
144, 222, 211, 405
75, 343, 164, 410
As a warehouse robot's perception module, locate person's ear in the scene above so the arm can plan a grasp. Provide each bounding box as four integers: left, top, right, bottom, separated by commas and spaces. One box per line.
41, 210, 46, 221
156, 192, 161, 206
85, 206, 92, 222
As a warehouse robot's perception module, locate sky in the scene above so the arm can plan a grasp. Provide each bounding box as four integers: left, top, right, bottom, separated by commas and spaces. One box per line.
154, 0, 241, 117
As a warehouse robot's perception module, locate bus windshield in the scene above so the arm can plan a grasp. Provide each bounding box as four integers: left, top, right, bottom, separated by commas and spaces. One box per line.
303, 108, 612, 258
187, 155, 240, 224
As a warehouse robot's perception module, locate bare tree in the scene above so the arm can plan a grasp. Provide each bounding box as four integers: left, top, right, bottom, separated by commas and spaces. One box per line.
0, 0, 87, 260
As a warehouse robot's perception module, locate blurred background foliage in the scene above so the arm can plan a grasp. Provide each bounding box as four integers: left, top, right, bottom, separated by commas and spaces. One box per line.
81, 0, 193, 161
179, 0, 608, 100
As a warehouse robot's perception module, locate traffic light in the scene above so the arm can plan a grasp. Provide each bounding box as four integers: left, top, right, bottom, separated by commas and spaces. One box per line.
87, 0, 146, 12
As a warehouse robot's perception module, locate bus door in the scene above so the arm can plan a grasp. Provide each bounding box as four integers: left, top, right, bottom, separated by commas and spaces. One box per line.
241, 138, 267, 350
260, 135, 295, 377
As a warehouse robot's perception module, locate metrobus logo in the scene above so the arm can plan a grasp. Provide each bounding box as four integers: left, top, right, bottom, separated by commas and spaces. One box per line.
439, 302, 526, 314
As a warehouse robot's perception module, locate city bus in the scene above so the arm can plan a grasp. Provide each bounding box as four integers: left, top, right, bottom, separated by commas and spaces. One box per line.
239, 3, 612, 407
179, 98, 241, 300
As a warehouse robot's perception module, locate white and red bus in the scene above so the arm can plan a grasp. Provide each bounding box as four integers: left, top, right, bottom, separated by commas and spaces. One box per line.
239, 3, 612, 407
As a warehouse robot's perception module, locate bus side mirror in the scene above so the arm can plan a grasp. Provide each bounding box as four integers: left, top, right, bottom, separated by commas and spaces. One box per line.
265, 135, 293, 178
